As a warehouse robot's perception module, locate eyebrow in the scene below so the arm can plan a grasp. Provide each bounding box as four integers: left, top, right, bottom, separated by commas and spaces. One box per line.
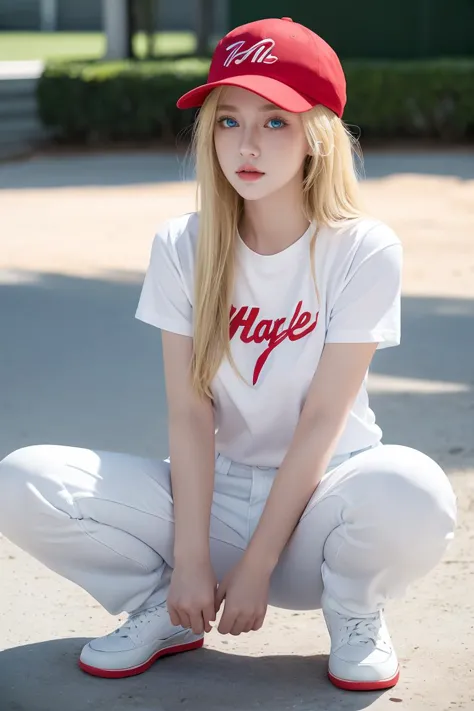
217, 103, 282, 112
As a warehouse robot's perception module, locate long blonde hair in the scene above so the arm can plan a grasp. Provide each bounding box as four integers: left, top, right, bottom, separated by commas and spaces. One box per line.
190, 87, 365, 400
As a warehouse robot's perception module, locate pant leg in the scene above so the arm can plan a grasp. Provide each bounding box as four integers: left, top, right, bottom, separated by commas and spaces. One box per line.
0, 445, 247, 615
269, 444, 457, 614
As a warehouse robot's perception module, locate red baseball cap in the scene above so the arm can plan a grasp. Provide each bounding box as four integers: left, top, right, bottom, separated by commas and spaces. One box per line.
176, 17, 346, 117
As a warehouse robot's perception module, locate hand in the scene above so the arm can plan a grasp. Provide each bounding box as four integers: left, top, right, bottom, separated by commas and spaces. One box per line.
167, 557, 217, 635
215, 557, 270, 636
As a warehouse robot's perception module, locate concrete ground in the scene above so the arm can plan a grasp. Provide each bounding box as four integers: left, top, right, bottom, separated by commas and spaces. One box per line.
0, 149, 473, 711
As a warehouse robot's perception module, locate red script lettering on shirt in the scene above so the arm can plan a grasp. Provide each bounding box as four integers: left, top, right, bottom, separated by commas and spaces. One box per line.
229, 300, 319, 385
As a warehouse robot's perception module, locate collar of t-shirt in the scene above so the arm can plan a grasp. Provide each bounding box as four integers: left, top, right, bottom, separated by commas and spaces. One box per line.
236, 222, 315, 274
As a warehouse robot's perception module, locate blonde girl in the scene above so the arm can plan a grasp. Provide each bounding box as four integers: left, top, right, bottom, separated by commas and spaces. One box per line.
0, 17, 456, 692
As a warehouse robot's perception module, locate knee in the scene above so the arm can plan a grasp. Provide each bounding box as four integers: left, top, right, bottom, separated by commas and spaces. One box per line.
0, 445, 55, 534
346, 445, 457, 556
0, 444, 40, 496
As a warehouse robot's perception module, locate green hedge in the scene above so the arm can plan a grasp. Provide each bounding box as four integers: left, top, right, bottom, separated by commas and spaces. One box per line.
37, 57, 209, 143
37, 57, 474, 142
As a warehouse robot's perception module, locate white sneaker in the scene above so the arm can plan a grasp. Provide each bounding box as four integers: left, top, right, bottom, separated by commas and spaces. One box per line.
79, 603, 204, 678
323, 597, 400, 691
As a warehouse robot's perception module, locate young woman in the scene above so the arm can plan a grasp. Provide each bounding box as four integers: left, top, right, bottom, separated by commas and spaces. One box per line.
0, 17, 457, 692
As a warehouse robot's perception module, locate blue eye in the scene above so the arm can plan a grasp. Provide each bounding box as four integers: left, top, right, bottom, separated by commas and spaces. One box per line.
267, 118, 286, 129
219, 117, 238, 128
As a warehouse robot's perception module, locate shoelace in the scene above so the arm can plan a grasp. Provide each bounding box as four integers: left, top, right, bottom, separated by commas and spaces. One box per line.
341, 614, 382, 647
113, 605, 165, 638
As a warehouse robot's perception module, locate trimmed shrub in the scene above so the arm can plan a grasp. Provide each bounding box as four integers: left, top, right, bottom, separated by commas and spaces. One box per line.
37, 57, 474, 142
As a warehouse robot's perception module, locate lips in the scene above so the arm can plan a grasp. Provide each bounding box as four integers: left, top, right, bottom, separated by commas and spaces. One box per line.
236, 171, 265, 182
236, 165, 265, 182
236, 165, 264, 175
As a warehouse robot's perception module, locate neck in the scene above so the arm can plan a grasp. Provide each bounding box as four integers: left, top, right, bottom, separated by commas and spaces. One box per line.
239, 181, 310, 256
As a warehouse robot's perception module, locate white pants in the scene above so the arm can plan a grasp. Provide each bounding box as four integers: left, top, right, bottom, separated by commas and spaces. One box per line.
0, 442, 457, 618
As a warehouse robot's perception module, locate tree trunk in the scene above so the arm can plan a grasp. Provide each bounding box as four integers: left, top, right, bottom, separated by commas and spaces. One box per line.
103, 0, 129, 60
126, 0, 134, 59
145, 0, 157, 58
196, 0, 214, 56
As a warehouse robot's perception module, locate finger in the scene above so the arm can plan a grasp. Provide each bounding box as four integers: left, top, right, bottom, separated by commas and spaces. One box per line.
167, 604, 181, 628
230, 614, 248, 636
189, 611, 205, 635
253, 612, 266, 631
203, 619, 212, 634
242, 618, 255, 633
177, 611, 192, 630
203, 604, 216, 633
215, 584, 226, 611
217, 605, 235, 635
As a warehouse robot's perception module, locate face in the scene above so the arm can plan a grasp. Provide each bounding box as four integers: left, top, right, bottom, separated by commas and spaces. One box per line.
213, 87, 310, 202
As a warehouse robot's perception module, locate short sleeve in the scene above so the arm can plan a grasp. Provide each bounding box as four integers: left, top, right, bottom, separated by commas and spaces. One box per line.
135, 223, 193, 336
325, 226, 402, 350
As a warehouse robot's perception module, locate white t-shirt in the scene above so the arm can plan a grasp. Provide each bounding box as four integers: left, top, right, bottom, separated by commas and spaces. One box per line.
136, 212, 402, 467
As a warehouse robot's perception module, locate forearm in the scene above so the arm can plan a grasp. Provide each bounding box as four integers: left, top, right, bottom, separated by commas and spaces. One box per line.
168, 405, 215, 565
245, 413, 345, 573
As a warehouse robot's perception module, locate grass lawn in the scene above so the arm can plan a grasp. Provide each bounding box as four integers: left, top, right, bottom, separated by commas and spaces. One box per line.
0, 31, 196, 61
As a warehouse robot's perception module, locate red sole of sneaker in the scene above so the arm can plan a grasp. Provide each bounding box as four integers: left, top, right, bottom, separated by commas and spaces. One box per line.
328, 667, 400, 692
78, 637, 204, 679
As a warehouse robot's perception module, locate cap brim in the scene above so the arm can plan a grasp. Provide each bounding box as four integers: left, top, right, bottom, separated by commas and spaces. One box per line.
176, 75, 314, 113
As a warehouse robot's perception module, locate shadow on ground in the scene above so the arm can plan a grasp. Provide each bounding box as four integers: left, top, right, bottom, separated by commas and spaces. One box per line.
0, 271, 472, 471
0, 638, 386, 711
0, 150, 473, 190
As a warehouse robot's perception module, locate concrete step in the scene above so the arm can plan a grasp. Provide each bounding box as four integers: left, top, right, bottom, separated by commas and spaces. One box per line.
0, 95, 39, 119
0, 77, 39, 97
0, 68, 48, 160
0, 116, 46, 138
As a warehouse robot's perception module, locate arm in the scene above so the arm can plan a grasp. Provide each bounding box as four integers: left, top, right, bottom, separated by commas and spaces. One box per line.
243, 341, 378, 573
161, 330, 216, 566
135, 221, 218, 632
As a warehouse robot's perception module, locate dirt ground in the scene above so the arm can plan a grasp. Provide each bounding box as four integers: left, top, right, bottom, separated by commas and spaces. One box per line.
0, 150, 473, 711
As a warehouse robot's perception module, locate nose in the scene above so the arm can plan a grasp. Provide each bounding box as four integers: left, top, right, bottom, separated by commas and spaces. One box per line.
239, 126, 260, 158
